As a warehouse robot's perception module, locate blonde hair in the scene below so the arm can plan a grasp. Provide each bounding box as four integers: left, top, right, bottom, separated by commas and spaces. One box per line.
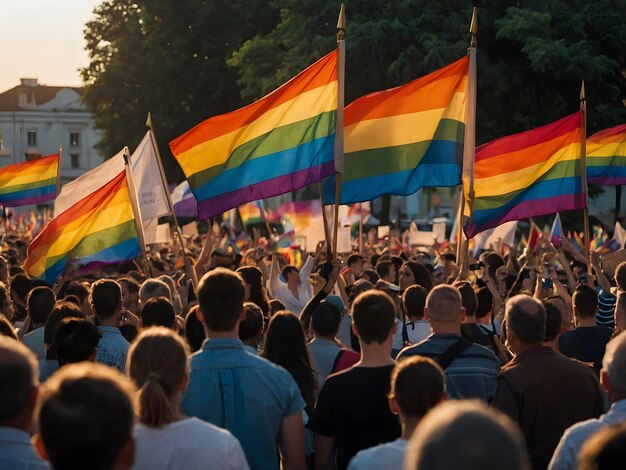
127, 327, 189, 427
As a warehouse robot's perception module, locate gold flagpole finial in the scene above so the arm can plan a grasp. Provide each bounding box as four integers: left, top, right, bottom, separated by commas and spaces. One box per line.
337, 4, 346, 41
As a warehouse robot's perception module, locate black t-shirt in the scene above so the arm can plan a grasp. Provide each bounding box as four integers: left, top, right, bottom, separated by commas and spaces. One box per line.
558, 326, 614, 374
310, 365, 401, 470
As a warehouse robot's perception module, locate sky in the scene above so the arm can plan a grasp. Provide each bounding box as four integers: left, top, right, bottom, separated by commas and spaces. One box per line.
0, 0, 102, 92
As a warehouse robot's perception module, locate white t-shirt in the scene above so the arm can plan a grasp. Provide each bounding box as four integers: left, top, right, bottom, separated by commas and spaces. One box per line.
392, 319, 431, 351
133, 417, 249, 470
348, 438, 408, 470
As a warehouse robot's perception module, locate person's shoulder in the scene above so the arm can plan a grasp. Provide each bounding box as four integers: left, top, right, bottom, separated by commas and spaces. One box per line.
348, 440, 405, 470
560, 417, 603, 446
182, 417, 240, 441
397, 337, 433, 359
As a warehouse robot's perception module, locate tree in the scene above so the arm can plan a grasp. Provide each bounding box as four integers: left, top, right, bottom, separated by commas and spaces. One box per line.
81, 0, 279, 177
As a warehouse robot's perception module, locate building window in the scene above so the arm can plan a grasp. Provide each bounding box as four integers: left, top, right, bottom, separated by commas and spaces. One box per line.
27, 131, 37, 146
71, 154, 80, 168
70, 132, 80, 147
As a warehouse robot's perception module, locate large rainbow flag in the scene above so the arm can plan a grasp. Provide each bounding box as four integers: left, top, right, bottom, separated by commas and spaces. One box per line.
0, 154, 59, 207
324, 56, 469, 203
170, 50, 338, 220
587, 124, 626, 185
24, 171, 141, 284
464, 112, 586, 238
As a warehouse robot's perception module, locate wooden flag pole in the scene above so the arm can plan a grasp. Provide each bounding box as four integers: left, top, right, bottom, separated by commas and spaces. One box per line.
318, 181, 333, 258
332, 4, 346, 257
56, 145, 63, 196
123, 149, 153, 278
580, 82, 591, 271
146, 113, 198, 289
458, 7, 478, 277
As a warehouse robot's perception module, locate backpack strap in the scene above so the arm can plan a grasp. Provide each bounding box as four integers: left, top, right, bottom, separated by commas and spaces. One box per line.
436, 337, 473, 370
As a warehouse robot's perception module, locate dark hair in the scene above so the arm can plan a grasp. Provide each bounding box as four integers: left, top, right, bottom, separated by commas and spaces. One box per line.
352, 290, 396, 344
361, 269, 380, 284
392, 356, 445, 417
183, 306, 206, 353
27, 286, 56, 325
402, 285, 428, 320
239, 302, 264, 341
506, 295, 546, 344
269, 299, 285, 315
615, 262, 626, 291
347, 254, 363, 267
90, 280, 122, 320
311, 302, 342, 337
0, 337, 37, 421
119, 324, 139, 344
370, 253, 381, 267
0, 316, 17, 340
480, 252, 505, 281
508, 268, 534, 298
475, 287, 493, 320
376, 260, 394, 280
64, 282, 90, 304
55, 318, 102, 366
543, 301, 562, 342
118, 276, 140, 294
402, 261, 433, 291
281, 265, 298, 281
391, 256, 404, 271
10, 274, 32, 302
36, 364, 135, 470
261, 311, 317, 409
44, 301, 85, 355
571, 260, 588, 273
573, 285, 598, 319
0, 281, 9, 309
453, 281, 477, 317
141, 297, 176, 329
237, 266, 270, 317
197, 268, 245, 332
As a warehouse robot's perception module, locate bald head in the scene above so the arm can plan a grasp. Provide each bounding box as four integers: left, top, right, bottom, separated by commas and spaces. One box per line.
603, 331, 626, 394
506, 295, 546, 344
0, 336, 38, 424
425, 285, 463, 323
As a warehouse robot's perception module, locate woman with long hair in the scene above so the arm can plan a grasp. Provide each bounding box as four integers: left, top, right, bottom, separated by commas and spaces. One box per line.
128, 327, 249, 470
237, 266, 270, 318
399, 261, 433, 293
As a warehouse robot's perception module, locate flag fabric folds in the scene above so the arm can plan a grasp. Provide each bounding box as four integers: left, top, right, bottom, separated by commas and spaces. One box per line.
587, 124, 626, 186
24, 171, 141, 284
170, 50, 339, 220
464, 112, 586, 238
171, 180, 198, 218
550, 213, 564, 247
324, 56, 469, 204
0, 154, 59, 207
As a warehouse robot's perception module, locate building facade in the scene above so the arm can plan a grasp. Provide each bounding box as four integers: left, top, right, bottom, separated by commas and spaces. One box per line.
0, 78, 102, 188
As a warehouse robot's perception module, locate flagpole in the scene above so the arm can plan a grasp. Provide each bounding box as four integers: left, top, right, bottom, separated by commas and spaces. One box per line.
359, 202, 364, 256
332, 3, 346, 257
458, 7, 478, 276
123, 149, 153, 278
580, 82, 591, 270
56, 145, 62, 196
318, 181, 332, 257
146, 113, 198, 289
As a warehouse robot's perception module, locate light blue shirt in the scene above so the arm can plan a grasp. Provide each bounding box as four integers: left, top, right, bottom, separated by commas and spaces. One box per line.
549, 399, 626, 470
182, 337, 305, 470
23, 326, 46, 360
0, 426, 49, 469
96, 326, 130, 372
348, 438, 408, 470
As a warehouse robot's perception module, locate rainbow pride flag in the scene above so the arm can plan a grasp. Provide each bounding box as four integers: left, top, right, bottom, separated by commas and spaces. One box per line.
0, 154, 59, 207
587, 124, 626, 185
274, 200, 322, 232
239, 201, 265, 227
24, 171, 140, 284
170, 51, 338, 220
324, 56, 469, 203
464, 112, 586, 238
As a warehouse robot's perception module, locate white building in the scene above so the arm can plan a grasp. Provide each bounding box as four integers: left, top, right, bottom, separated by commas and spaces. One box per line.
0, 78, 103, 187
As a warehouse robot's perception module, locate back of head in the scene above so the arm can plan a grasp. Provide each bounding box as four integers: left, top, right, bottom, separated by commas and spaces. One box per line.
239, 302, 264, 341
36, 363, 135, 470
481, 252, 505, 280
375, 260, 394, 279
392, 356, 445, 418
506, 295, 546, 344
402, 284, 428, 320
0, 316, 17, 340
269, 299, 285, 315
425, 285, 463, 324
197, 268, 245, 332
311, 301, 341, 337
602, 331, 626, 395
475, 287, 493, 320
578, 421, 626, 470
615, 261, 626, 292
347, 254, 362, 268
361, 269, 380, 284
543, 301, 563, 342
139, 278, 172, 303
64, 282, 90, 304
140, 296, 176, 329
0, 337, 38, 424
10, 273, 32, 302
128, 327, 189, 427
453, 281, 477, 317
348, 279, 374, 304
352, 290, 396, 344
90, 279, 122, 320
55, 317, 102, 366
405, 400, 530, 470
183, 306, 206, 353
118, 276, 140, 295
44, 301, 85, 348
573, 285, 598, 319
27, 286, 56, 325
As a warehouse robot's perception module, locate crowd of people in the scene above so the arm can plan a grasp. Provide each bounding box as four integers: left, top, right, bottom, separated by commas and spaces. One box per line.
1, 224, 626, 470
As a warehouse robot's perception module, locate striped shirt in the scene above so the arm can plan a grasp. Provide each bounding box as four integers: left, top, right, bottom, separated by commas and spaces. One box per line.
596, 289, 616, 328
96, 326, 130, 372
397, 333, 500, 401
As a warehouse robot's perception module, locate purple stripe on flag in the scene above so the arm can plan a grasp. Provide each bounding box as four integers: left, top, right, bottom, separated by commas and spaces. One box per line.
173, 199, 198, 218
1, 193, 56, 208
197, 161, 336, 220
588, 177, 626, 186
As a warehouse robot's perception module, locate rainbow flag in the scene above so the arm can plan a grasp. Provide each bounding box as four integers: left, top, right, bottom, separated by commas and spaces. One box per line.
324, 56, 469, 203
587, 124, 626, 185
464, 112, 586, 238
170, 51, 338, 220
274, 200, 322, 232
24, 171, 141, 284
239, 201, 265, 227
0, 154, 59, 207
